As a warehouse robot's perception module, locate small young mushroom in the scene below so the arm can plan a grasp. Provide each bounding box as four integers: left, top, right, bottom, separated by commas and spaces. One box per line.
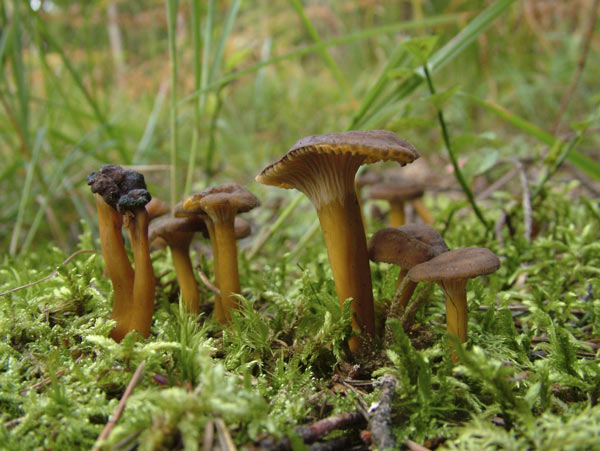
183, 184, 260, 323
149, 216, 208, 314
370, 180, 430, 226
87, 165, 155, 341
368, 224, 448, 312
407, 247, 500, 346
256, 130, 419, 352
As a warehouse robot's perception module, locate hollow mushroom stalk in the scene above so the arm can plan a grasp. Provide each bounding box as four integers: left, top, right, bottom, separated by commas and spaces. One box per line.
256, 130, 419, 353
149, 216, 208, 314
368, 224, 448, 314
407, 247, 500, 346
183, 184, 259, 323
87, 165, 155, 341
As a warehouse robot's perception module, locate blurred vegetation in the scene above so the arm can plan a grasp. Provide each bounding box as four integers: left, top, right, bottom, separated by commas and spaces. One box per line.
1, 0, 598, 253
1, 0, 600, 449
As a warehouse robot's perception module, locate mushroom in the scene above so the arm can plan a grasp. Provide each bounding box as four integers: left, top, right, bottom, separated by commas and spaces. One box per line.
87, 165, 155, 341
407, 247, 500, 345
183, 184, 259, 323
370, 179, 432, 226
256, 130, 419, 352
368, 224, 448, 313
149, 216, 208, 314
146, 196, 171, 221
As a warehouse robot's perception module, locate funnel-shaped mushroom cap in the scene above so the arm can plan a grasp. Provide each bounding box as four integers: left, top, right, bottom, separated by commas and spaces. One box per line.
370, 180, 424, 202
256, 130, 418, 208
149, 216, 208, 242
183, 183, 260, 223
408, 247, 500, 283
368, 225, 448, 268
87, 165, 150, 210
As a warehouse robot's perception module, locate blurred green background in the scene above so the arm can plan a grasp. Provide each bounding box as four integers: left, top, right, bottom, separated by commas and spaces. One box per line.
1, 0, 598, 253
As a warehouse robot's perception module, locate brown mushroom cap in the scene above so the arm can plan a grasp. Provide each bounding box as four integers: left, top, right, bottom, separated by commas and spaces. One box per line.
368, 225, 448, 268
256, 130, 419, 206
146, 197, 171, 221
148, 216, 208, 243
394, 224, 449, 255
370, 180, 424, 202
407, 247, 500, 283
234, 217, 252, 240
183, 183, 260, 223
356, 171, 383, 189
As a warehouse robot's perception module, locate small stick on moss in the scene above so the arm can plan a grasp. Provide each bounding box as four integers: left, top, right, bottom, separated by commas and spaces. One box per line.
93, 361, 146, 450
406, 439, 432, 451
203, 421, 215, 451
368, 374, 397, 450
196, 265, 221, 296
215, 418, 237, 451
295, 411, 364, 444
0, 249, 98, 297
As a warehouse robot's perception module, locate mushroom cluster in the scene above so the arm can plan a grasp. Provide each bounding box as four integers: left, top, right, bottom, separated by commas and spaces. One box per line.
87, 129, 499, 360
87, 164, 155, 341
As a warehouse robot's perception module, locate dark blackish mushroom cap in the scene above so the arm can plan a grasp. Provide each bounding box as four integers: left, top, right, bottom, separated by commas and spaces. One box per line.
87, 165, 149, 210
408, 247, 500, 283
117, 188, 152, 214
368, 225, 447, 268
370, 180, 424, 202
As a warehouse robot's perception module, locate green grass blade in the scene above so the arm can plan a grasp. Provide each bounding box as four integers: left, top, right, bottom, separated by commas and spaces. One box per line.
353, 0, 516, 128
290, 0, 351, 98
178, 14, 463, 108
463, 94, 600, 181
9, 127, 45, 255
166, 0, 180, 209
32, 13, 129, 163
208, 0, 241, 84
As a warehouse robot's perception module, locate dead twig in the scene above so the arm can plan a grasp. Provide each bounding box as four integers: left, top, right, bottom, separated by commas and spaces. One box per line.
196, 266, 221, 296
0, 249, 99, 297
406, 439, 432, 451
93, 361, 146, 450
215, 418, 237, 451
203, 421, 215, 451
295, 411, 364, 444
368, 375, 398, 450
